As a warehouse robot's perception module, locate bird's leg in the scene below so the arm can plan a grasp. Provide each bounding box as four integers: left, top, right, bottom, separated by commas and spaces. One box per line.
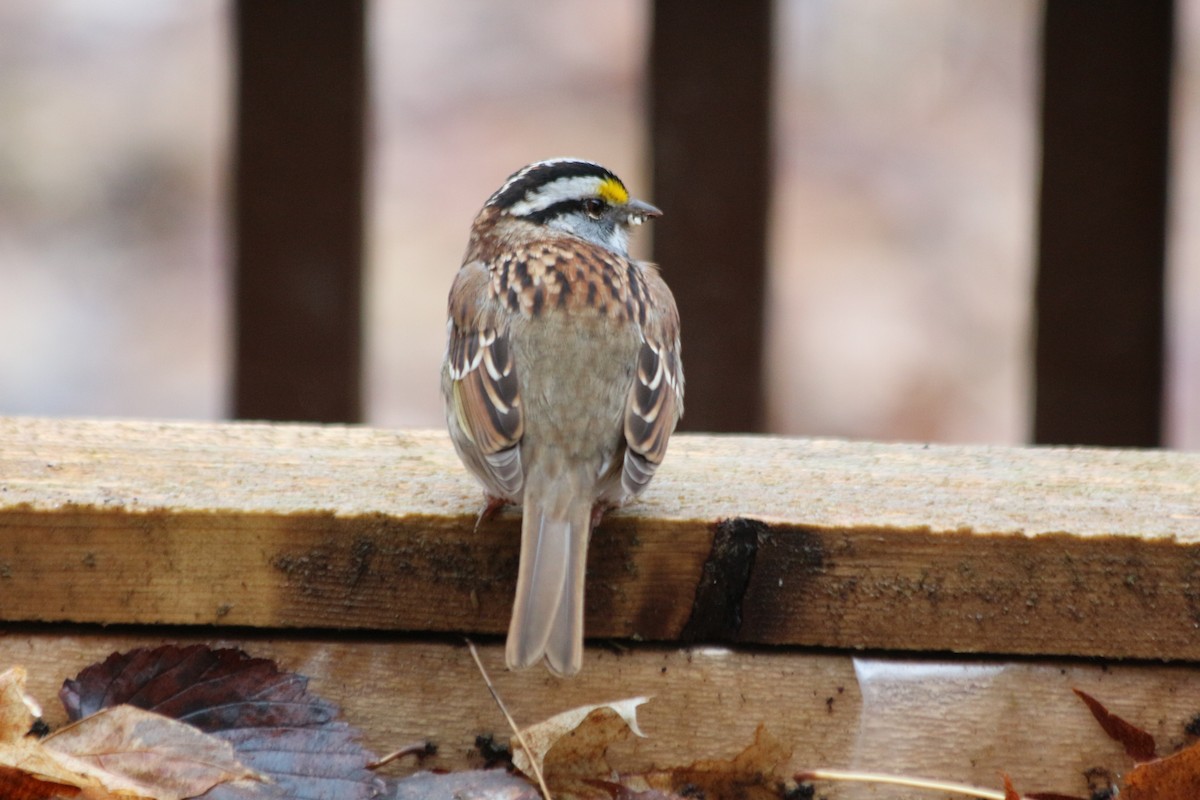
475, 495, 509, 530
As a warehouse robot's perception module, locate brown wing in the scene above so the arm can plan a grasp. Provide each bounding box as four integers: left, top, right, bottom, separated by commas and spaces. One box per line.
445, 261, 524, 498
622, 266, 684, 496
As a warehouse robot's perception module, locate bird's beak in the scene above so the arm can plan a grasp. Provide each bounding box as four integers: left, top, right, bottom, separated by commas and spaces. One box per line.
626, 197, 662, 224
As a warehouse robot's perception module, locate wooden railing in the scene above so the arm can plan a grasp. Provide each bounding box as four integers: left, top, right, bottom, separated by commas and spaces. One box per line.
2, 416, 1198, 785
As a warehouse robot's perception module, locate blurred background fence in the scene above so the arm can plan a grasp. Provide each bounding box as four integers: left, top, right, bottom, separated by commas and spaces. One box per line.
1, 0, 1196, 448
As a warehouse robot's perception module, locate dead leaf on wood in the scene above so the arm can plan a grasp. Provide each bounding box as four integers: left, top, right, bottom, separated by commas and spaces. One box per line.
43, 704, 260, 800
0, 666, 145, 799
1072, 688, 1157, 762
60, 645, 385, 800
1, 666, 254, 800
506, 697, 789, 800
637, 724, 791, 800
0, 667, 43, 742
0, 687, 108, 796
1124, 740, 1200, 800
1069, 687, 1200, 800
510, 697, 649, 789
0, 762, 82, 800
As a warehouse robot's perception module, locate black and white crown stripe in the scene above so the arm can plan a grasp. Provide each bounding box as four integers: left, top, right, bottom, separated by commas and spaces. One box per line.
486, 158, 623, 216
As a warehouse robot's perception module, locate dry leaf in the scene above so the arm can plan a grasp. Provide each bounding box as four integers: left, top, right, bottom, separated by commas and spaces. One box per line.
1123, 740, 1200, 800
44, 705, 260, 800
0, 762, 83, 799
508, 700, 791, 800
1, 667, 245, 800
1070, 688, 1200, 800
639, 724, 791, 800
511, 697, 649, 790
61, 645, 384, 800
0, 667, 132, 798
1072, 688, 1157, 762
0, 668, 42, 743
0, 650, 383, 800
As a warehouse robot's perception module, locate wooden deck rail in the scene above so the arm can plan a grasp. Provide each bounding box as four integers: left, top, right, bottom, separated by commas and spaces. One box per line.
2, 416, 1198, 659
2, 415, 1199, 786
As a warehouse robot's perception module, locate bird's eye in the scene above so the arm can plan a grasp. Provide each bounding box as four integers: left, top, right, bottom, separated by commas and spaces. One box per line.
582, 198, 605, 219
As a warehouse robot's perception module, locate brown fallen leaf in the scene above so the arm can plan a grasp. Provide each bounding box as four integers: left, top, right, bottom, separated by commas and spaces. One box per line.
1070, 687, 1200, 800
1072, 689, 1156, 762
44, 705, 260, 800
0, 762, 82, 800
0, 667, 140, 799
1123, 739, 1200, 800
1, 666, 256, 800
508, 698, 793, 800
61, 645, 384, 800
510, 697, 649, 788
0, 667, 42, 743
641, 724, 791, 800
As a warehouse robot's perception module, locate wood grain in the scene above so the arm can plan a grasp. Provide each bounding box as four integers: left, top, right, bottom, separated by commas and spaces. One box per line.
1, 416, 1198, 658
3, 632, 1198, 798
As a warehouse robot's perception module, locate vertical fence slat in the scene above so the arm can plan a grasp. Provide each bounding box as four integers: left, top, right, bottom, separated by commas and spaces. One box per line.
1034, 2, 1173, 446
650, 0, 772, 432
233, 1, 365, 422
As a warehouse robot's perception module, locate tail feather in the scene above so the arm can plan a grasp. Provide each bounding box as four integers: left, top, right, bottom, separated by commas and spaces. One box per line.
543, 516, 589, 675
506, 488, 592, 676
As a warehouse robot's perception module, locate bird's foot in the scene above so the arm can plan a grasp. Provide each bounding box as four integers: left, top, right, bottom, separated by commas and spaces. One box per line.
475, 496, 509, 530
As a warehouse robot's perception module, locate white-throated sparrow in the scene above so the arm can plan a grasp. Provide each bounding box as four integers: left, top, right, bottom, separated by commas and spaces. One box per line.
442, 159, 684, 676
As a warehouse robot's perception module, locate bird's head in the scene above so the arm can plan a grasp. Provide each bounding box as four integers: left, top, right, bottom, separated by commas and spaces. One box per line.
486, 158, 660, 257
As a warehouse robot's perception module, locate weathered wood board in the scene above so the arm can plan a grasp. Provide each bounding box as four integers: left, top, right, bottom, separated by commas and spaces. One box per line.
1, 632, 1197, 799
1, 416, 1198, 659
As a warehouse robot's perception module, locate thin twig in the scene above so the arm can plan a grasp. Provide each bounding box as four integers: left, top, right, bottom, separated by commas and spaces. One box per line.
796, 768, 1013, 800
466, 638, 553, 800
368, 740, 437, 769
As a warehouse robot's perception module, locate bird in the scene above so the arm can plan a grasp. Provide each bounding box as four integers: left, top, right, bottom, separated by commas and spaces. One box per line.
441, 158, 684, 676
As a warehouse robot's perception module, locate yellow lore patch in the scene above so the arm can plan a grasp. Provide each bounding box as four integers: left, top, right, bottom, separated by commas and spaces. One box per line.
597, 177, 630, 206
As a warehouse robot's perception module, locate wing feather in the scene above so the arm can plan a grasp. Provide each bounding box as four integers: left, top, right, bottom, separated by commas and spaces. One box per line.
622, 268, 684, 497
445, 261, 525, 498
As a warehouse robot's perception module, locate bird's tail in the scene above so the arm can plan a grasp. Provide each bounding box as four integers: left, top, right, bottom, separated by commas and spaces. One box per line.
506, 478, 592, 676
